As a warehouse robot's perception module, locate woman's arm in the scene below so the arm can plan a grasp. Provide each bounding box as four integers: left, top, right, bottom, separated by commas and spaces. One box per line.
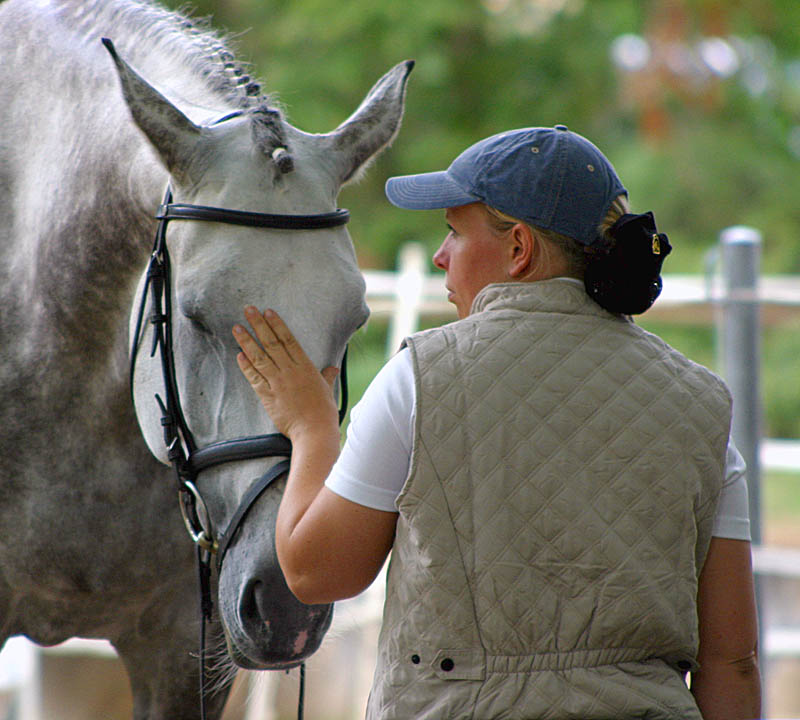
691, 537, 761, 719
234, 307, 397, 604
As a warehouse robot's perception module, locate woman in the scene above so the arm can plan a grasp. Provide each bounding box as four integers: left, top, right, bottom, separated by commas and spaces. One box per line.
233, 126, 761, 719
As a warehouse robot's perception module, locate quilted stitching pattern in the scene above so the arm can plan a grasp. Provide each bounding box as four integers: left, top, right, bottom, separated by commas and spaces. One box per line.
367, 281, 729, 720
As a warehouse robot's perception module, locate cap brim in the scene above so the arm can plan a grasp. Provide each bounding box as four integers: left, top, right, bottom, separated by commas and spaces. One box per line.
385, 171, 479, 210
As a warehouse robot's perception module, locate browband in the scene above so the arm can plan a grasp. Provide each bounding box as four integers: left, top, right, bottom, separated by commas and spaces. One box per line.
157, 202, 350, 230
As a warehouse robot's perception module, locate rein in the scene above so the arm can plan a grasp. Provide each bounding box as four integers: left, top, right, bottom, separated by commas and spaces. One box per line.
130, 186, 351, 720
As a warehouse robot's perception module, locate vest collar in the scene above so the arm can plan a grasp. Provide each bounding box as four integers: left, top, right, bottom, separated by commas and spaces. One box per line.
470, 278, 619, 319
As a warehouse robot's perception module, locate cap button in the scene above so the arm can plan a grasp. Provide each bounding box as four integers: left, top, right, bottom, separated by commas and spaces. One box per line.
555, 124, 568, 131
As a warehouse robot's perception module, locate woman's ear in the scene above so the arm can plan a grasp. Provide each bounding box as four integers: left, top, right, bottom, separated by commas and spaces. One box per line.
508, 223, 535, 279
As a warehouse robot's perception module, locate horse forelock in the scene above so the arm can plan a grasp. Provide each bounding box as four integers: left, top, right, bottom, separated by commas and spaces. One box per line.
249, 104, 292, 161
61, 0, 277, 111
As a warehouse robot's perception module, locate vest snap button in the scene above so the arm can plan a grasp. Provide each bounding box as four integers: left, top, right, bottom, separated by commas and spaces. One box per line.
411, 654, 421, 664
440, 658, 455, 672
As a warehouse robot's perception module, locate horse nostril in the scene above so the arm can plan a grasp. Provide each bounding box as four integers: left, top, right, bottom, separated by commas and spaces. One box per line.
239, 579, 270, 633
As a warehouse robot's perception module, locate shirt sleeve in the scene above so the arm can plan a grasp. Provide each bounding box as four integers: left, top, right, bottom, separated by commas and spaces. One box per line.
324, 349, 415, 511
711, 440, 752, 541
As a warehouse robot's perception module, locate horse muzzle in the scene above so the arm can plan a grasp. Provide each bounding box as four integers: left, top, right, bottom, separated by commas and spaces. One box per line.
215, 490, 334, 669
221, 574, 333, 669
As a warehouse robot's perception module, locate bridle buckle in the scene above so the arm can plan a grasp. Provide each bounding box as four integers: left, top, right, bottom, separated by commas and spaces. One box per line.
179, 480, 218, 554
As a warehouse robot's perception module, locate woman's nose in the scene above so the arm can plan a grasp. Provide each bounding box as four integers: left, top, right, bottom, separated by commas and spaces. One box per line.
432, 238, 449, 271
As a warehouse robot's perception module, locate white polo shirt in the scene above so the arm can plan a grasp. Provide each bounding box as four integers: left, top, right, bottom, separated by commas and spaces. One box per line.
327, 348, 751, 541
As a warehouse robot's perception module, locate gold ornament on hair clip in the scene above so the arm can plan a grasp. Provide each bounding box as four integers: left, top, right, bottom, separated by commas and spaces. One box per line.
652, 234, 661, 255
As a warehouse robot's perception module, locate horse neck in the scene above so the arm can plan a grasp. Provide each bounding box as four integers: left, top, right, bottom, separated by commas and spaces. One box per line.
30, 0, 268, 286
56, 0, 268, 119
3, 0, 262, 349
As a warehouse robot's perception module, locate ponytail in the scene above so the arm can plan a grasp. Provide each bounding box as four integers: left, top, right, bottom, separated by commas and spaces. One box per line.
483, 197, 672, 315
584, 200, 672, 315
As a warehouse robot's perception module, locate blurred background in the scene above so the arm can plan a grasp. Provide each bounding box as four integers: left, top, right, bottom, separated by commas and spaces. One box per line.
172, 0, 800, 275
2, 0, 798, 717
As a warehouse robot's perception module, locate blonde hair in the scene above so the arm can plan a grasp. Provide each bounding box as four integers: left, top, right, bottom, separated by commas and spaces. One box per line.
598, 194, 631, 235
483, 194, 631, 280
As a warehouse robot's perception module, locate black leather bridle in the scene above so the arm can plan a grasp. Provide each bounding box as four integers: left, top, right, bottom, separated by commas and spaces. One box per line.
131, 187, 350, 563
130, 185, 351, 719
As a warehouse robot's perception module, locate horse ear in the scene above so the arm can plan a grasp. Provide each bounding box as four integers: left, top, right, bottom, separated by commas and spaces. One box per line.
102, 38, 203, 183
322, 60, 414, 185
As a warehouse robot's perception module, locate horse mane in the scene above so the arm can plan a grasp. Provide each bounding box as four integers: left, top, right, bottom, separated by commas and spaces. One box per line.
1, 0, 291, 326
63, 0, 279, 114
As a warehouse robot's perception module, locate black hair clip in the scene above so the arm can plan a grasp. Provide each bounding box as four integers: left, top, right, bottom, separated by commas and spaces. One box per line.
584, 211, 672, 315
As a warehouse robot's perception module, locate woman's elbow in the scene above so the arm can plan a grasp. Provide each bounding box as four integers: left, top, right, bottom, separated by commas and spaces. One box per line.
728, 648, 760, 679
277, 548, 346, 604
700, 631, 760, 671
285, 570, 330, 605
277, 552, 334, 605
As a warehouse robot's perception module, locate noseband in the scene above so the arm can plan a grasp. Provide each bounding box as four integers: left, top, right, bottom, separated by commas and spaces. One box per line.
130, 186, 351, 718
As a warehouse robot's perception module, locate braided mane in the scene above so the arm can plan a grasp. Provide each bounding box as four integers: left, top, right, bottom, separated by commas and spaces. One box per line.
64, 0, 278, 112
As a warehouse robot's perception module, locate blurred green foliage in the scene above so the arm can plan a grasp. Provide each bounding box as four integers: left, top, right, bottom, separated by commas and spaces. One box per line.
160, 0, 800, 437
164, 0, 800, 272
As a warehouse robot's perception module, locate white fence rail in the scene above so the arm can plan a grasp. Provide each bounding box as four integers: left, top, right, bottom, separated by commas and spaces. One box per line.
364, 242, 800, 352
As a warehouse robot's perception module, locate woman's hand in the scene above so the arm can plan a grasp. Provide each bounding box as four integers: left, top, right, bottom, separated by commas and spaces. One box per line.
234, 307, 397, 604
233, 307, 339, 443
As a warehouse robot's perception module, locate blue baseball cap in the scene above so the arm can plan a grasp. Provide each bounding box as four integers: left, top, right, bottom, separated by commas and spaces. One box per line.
385, 125, 627, 247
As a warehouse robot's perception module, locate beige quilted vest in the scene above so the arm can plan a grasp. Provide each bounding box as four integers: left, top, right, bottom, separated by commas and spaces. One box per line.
366, 280, 731, 720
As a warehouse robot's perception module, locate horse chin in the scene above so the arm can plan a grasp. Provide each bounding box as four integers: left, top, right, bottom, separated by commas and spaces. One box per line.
226, 642, 302, 672
221, 601, 333, 670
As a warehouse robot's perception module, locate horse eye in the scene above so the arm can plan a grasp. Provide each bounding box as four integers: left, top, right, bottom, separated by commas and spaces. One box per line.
187, 316, 212, 335
177, 296, 213, 336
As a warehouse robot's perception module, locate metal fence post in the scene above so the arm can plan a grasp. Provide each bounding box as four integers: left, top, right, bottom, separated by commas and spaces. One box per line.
0, 637, 42, 720
719, 226, 763, 545
718, 225, 765, 678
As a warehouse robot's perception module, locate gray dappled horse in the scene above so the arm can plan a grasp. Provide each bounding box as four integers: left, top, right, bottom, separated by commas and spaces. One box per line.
0, 0, 411, 716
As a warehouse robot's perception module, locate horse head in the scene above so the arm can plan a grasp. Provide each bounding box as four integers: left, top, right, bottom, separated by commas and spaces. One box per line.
106, 41, 412, 670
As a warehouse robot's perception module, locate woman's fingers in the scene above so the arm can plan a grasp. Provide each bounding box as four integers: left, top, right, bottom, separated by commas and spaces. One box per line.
236, 350, 270, 390
320, 366, 340, 390
233, 321, 277, 376
232, 307, 316, 393
242, 306, 291, 364
262, 309, 306, 365
239, 306, 311, 367
232, 308, 340, 440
